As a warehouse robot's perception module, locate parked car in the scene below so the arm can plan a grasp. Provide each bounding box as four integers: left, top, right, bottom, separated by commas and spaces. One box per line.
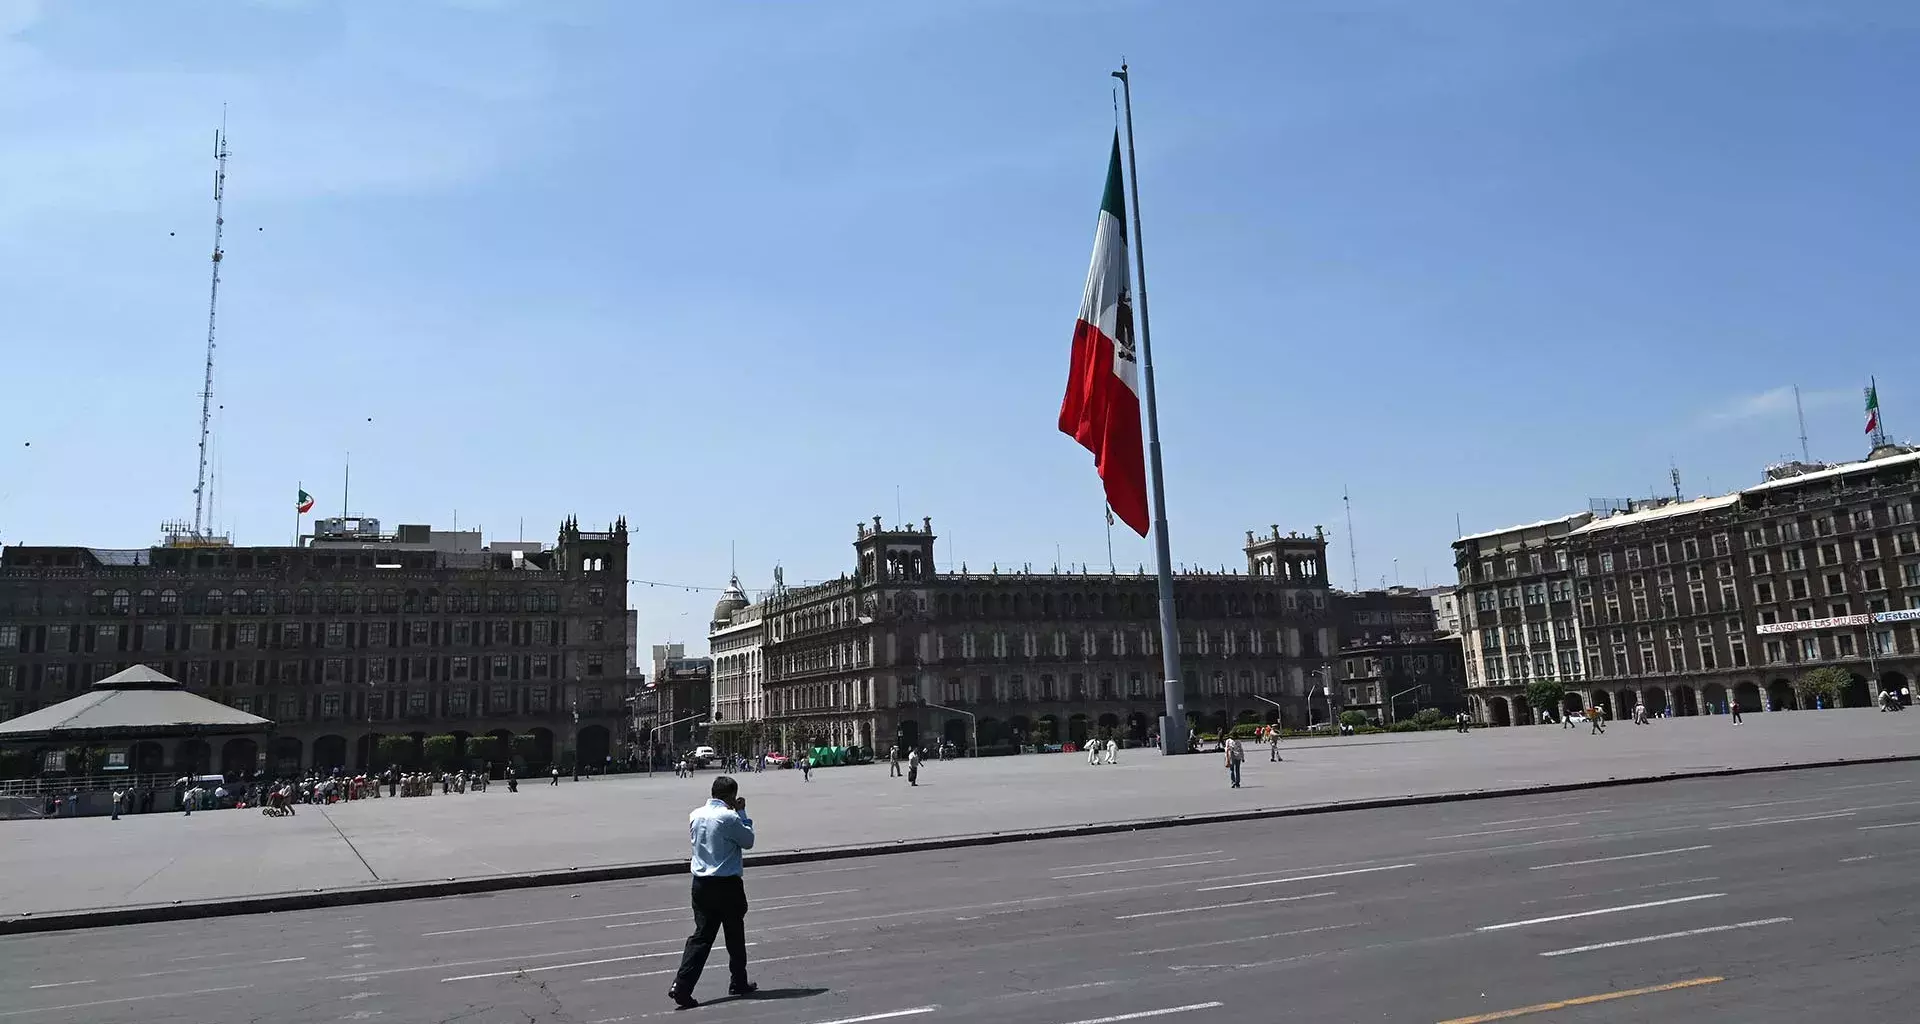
763, 751, 792, 769
690, 746, 719, 768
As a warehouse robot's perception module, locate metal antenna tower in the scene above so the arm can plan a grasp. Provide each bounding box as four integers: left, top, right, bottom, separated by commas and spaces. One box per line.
1343, 486, 1359, 591
191, 110, 230, 537
1794, 385, 1811, 463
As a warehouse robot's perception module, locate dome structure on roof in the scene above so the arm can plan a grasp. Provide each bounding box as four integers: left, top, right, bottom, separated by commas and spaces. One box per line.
711, 576, 749, 629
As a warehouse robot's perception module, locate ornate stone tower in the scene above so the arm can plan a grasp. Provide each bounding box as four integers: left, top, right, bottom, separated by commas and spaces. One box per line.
1244, 524, 1329, 585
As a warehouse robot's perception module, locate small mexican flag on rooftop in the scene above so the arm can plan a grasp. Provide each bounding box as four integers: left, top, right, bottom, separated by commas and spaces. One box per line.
1865, 383, 1881, 435
296, 488, 315, 514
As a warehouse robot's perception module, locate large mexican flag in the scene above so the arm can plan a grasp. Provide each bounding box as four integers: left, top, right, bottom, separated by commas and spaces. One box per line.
1058, 133, 1149, 537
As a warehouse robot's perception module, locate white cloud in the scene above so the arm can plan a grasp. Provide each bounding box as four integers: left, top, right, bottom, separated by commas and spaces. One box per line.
1699, 386, 1849, 428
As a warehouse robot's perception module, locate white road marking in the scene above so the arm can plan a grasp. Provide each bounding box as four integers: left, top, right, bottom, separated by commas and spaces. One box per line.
1539, 917, 1793, 957
1529, 845, 1712, 870
609, 900, 825, 927
1115, 891, 1334, 921
1859, 821, 1920, 831
424, 908, 678, 936
26, 981, 94, 990
1709, 812, 1855, 831
1053, 858, 1236, 879
1196, 863, 1413, 892
1055, 1001, 1225, 1024
1130, 922, 1358, 956
1056, 851, 1226, 871
1477, 893, 1725, 932
352, 938, 681, 980
0, 984, 253, 1018
803, 1008, 939, 1024
581, 947, 857, 983
1470, 811, 1601, 827
1551, 877, 1719, 901
445, 945, 745, 982
1429, 822, 1581, 840
265, 957, 307, 964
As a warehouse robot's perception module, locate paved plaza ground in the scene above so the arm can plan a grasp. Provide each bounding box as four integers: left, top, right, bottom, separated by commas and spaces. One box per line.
3, 707, 1913, 918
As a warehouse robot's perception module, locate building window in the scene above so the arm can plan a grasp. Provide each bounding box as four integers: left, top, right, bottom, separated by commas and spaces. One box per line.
280, 662, 300, 685
369, 623, 389, 647
1799, 637, 1821, 661
367, 659, 388, 684
324, 658, 344, 683
1599, 552, 1615, 572
533, 654, 550, 678
533, 621, 550, 645
408, 690, 428, 715
453, 621, 471, 645
326, 623, 346, 647
449, 690, 469, 716
530, 688, 549, 712
160, 589, 179, 613
321, 693, 342, 718
588, 586, 605, 606
1626, 549, 1642, 569
491, 654, 511, 679
279, 695, 299, 720
411, 621, 430, 644
281, 623, 302, 648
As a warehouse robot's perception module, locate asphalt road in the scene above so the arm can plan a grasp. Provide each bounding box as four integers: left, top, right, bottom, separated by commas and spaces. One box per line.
5, 761, 1920, 1024
6, 707, 1915, 917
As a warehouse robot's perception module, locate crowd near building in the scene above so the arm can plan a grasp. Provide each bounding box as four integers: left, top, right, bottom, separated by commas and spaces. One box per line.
0, 515, 637, 777
701, 515, 1465, 757
1454, 444, 1920, 725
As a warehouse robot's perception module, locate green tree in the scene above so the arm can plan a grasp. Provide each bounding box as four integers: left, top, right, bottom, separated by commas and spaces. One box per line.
376, 735, 414, 769
1795, 666, 1850, 709
466, 735, 501, 766
423, 734, 459, 770
1338, 710, 1368, 727
1525, 680, 1568, 721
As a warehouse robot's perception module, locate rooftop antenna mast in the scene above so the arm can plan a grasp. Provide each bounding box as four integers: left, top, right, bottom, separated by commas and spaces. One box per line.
1669, 460, 1682, 500
1343, 486, 1359, 591
1794, 385, 1811, 463
191, 109, 230, 537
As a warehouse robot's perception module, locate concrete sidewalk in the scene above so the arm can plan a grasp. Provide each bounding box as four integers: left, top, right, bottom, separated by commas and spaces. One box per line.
3, 708, 1913, 920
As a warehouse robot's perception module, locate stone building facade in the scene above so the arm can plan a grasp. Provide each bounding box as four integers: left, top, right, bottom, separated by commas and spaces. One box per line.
1456, 447, 1920, 724
745, 516, 1337, 755
0, 516, 635, 776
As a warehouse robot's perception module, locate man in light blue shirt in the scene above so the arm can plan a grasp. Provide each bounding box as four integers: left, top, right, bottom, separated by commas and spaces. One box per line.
670, 775, 756, 1008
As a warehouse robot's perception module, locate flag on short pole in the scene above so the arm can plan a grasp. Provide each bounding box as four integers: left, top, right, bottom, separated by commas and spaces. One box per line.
1059, 133, 1149, 537
1864, 383, 1881, 435
296, 488, 315, 514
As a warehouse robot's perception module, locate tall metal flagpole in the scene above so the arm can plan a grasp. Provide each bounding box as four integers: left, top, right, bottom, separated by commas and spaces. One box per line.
1112, 63, 1187, 756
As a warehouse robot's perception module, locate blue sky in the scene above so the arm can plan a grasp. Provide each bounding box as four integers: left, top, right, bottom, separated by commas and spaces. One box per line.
3, 0, 1917, 650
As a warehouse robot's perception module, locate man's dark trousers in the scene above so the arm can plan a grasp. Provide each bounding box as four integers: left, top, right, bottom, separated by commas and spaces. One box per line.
673, 875, 749, 995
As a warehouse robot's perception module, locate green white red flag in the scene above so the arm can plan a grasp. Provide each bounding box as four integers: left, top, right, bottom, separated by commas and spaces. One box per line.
1865, 384, 1881, 435
1059, 133, 1148, 537
296, 488, 315, 514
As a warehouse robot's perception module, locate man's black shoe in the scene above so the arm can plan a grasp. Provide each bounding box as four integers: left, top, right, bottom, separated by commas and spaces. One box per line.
669, 989, 699, 1010
729, 982, 758, 997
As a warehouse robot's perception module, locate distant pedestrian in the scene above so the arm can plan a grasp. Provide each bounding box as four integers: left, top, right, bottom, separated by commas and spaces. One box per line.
1731, 701, 1744, 724
1633, 701, 1647, 725
888, 745, 902, 777
111, 789, 123, 821
799, 756, 811, 782
907, 748, 921, 787
1106, 737, 1120, 764
1269, 731, 1282, 761
670, 775, 757, 1009
1224, 736, 1245, 789
550, 766, 561, 787
1088, 739, 1101, 766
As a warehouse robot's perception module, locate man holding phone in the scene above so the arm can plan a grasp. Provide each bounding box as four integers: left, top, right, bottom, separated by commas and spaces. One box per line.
670, 775, 757, 1009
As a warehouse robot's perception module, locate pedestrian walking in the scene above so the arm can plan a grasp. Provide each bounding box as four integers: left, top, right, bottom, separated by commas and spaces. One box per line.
670, 776, 757, 1009
111, 789, 123, 821
550, 766, 561, 786
1730, 701, 1744, 724
799, 755, 811, 782
1225, 736, 1244, 789
888, 744, 903, 778
907, 748, 921, 786
1106, 737, 1119, 764
1268, 730, 1282, 761
1088, 739, 1101, 766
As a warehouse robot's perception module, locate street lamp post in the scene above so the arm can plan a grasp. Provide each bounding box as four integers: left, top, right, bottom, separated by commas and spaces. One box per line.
648, 713, 707, 778
1386, 684, 1422, 724
923, 701, 976, 758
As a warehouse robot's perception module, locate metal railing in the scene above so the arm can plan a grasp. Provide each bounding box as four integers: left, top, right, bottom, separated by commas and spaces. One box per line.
0, 771, 182, 797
